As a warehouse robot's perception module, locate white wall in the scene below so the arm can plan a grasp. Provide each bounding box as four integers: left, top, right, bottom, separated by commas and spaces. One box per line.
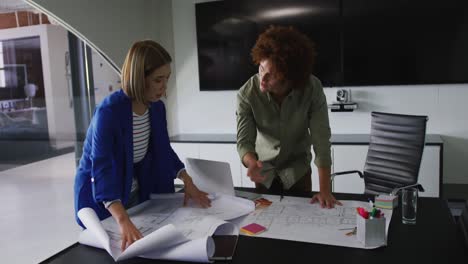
27, 0, 179, 133
26, 0, 157, 71
43, 24, 76, 149
156, 0, 179, 136
168, 0, 468, 184
92, 50, 120, 105
171, 0, 238, 135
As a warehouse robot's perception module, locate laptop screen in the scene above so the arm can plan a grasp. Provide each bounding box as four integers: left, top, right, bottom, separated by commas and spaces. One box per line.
185, 158, 236, 196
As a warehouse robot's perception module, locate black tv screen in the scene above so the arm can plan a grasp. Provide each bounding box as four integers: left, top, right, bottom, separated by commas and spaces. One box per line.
195, 0, 468, 90
195, 0, 341, 91
343, 0, 468, 86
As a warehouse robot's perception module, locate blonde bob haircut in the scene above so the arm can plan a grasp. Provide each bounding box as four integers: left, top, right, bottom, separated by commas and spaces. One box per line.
121, 40, 172, 104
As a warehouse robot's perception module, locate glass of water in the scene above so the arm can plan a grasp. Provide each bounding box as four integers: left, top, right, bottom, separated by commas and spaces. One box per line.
402, 187, 418, 224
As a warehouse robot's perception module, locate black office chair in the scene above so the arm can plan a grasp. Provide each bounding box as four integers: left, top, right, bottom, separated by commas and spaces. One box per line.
331, 111, 428, 195
459, 201, 468, 249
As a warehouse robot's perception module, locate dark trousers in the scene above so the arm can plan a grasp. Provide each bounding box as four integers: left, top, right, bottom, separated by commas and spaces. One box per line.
255, 168, 312, 194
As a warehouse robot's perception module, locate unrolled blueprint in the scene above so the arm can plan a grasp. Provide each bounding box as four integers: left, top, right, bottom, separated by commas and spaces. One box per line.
78, 193, 254, 262
238, 195, 392, 249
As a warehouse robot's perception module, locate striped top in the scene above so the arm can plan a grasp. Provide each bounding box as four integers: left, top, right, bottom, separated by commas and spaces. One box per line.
133, 109, 150, 163
103, 109, 150, 209
103, 108, 184, 209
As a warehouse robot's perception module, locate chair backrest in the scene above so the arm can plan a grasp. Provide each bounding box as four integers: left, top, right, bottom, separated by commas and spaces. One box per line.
363, 112, 428, 195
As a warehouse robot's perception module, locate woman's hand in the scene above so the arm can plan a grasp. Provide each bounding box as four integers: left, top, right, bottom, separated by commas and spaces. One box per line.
117, 216, 143, 251
180, 171, 211, 208
107, 201, 143, 251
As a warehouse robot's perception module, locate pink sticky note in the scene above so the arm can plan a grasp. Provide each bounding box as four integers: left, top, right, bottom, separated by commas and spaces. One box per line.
241, 223, 266, 235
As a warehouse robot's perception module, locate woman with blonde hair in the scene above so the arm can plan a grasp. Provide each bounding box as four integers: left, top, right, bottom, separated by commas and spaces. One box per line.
74, 40, 210, 251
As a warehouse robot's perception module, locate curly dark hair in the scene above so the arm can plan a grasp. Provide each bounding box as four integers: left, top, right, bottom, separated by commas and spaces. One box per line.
251, 25, 316, 88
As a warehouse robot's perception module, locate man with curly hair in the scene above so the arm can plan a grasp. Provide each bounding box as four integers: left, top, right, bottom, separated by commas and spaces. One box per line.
236, 26, 341, 208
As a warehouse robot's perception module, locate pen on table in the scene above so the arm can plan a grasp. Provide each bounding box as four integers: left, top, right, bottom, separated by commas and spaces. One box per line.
339, 227, 356, 230
278, 177, 285, 202
342, 227, 357, 236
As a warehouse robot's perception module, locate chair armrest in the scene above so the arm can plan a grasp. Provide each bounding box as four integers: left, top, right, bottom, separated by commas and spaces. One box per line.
330, 170, 363, 182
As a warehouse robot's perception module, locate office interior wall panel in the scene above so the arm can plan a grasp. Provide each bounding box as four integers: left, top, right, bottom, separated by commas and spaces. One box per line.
43, 24, 75, 149
198, 143, 242, 187
418, 146, 440, 197
26, 0, 156, 71
332, 145, 367, 194
311, 157, 321, 192
171, 142, 200, 185
437, 86, 468, 184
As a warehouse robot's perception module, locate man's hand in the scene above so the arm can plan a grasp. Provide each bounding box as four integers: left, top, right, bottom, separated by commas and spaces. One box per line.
243, 152, 266, 183
247, 160, 266, 183
310, 192, 342, 208
181, 172, 211, 208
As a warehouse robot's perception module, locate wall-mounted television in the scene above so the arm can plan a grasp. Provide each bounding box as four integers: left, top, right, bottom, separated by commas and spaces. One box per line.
195, 0, 468, 90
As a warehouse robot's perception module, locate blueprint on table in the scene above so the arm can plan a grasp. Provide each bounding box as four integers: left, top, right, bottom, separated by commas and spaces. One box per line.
78, 192, 254, 262
238, 195, 392, 249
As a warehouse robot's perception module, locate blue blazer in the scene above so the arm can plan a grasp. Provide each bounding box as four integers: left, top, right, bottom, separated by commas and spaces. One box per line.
74, 89, 184, 228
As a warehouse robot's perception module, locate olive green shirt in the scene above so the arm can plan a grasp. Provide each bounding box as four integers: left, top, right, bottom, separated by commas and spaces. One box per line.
236, 74, 332, 189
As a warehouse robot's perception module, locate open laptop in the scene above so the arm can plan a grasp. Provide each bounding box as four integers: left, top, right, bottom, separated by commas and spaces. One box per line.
185, 158, 236, 196
184, 158, 246, 261
184, 158, 261, 200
